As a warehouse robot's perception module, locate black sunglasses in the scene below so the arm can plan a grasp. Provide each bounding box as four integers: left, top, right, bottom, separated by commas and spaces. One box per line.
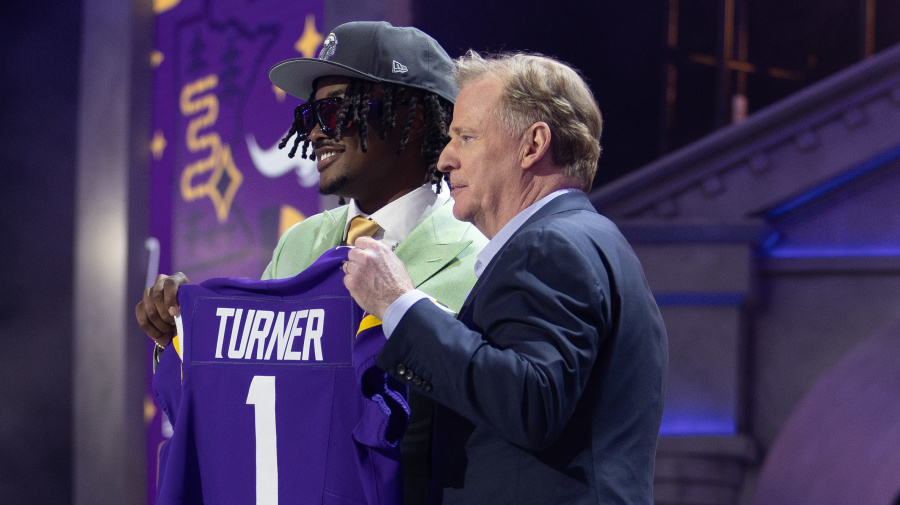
295, 96, 408, 140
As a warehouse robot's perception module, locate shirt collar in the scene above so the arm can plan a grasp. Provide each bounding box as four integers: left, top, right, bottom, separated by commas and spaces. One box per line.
473, 188, 576, 278
345, 181, 450, 249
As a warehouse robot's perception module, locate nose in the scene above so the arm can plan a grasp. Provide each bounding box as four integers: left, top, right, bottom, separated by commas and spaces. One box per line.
437, 140, 457, 174
308, 121, 328, 144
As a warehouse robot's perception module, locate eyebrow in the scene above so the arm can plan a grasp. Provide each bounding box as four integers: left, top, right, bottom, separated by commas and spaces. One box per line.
313, 87, 346, 100
449, 126, 474, 136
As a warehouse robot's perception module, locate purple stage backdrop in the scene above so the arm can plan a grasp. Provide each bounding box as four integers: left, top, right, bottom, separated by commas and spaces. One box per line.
146, 0, 326, 502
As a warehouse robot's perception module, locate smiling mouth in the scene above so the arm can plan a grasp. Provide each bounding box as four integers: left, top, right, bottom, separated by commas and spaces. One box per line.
315, 150, 342, 170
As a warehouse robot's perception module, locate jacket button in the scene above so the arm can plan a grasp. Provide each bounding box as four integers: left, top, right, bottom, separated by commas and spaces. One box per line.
412, 376, 423, 386
404, 369, 416, 381
396, 364, 407, 376
423, 382, 433, 393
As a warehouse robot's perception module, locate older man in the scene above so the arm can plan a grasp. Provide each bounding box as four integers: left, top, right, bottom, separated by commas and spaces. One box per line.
343, 51, 668, 504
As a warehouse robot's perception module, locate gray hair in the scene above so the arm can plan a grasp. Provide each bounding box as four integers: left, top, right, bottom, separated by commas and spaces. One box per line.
454, 50, 603, 191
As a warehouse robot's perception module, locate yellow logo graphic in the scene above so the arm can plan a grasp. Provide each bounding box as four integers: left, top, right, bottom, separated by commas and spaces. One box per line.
180, 75, 243, 223
295, 14, 324, 58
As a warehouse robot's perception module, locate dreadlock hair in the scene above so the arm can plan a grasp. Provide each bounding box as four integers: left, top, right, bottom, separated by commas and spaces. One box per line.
278, 77, 454, 194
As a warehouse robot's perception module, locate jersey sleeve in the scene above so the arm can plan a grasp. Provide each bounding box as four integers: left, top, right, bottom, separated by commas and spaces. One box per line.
352, 314, 409, 505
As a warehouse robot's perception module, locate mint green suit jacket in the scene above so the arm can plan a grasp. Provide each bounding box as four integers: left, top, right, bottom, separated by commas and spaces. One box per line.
261, 199, 486, 314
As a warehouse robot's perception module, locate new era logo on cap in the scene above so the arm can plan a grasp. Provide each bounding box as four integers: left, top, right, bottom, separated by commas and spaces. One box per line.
392, 60, 408, 74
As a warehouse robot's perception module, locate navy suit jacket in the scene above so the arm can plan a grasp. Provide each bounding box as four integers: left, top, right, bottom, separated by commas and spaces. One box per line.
376, 191, 668, 505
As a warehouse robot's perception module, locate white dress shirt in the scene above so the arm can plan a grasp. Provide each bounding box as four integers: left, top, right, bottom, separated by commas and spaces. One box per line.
344, 181, 450, 249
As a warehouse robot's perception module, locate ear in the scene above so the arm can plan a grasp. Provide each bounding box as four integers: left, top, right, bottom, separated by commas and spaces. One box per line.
520, 122, 552, 170
403, 103, 427, 142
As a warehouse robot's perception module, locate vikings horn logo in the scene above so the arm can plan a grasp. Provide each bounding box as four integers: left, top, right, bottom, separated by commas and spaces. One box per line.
318, 32, 337, 60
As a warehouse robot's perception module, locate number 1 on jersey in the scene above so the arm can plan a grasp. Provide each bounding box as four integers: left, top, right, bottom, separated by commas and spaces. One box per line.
247, 375, 278, 505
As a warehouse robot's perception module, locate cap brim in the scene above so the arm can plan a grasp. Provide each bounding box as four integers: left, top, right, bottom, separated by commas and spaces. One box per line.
269, 58, 384, 100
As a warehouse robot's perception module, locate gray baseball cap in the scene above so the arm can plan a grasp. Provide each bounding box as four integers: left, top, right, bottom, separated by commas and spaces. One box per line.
269, 21, 458, 103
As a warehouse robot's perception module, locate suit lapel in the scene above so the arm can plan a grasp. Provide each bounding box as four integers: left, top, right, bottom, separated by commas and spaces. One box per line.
395, 201, 473, 288
307, 207, 347, 262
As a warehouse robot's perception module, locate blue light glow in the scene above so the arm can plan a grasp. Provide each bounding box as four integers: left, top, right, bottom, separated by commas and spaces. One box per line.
659, 412, 736, 436
766, 246, 900, 259
766, 145, 900, 222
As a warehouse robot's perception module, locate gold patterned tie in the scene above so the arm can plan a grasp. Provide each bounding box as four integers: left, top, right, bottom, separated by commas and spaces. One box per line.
345, 216, 381, 246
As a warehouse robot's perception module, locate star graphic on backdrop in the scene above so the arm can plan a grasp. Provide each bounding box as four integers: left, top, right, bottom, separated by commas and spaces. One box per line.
272, 84, 286, 102
295, 14, 323, 58
151, 50, 164, 69
150, 130, 167, 160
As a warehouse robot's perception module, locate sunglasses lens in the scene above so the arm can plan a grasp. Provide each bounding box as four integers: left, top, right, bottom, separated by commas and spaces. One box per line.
316, 99, 342, 134
296, 97, 386, 140
299, 105, 318, 138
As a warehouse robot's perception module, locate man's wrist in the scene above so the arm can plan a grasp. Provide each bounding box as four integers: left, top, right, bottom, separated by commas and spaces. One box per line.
382, 289, 430, 337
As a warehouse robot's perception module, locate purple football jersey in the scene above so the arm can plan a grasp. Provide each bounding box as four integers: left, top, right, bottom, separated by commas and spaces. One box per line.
153, 247, 408, 505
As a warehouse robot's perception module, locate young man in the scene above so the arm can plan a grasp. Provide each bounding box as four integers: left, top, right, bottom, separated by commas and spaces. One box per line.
136, 22, 486, 504
344, 51, 669, 504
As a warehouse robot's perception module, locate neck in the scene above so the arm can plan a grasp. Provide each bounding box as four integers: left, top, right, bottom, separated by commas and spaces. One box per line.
349, 149, 431, 214
353, 179, 429, 215
482, 173, 579, 238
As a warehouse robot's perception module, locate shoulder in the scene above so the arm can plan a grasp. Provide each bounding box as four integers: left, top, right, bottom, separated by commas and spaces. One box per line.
499, 206, 646, 293
262, 206, 348, 280
490, 204, 627, 280
520, 199, 625, 251
280, 206, 347, 239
